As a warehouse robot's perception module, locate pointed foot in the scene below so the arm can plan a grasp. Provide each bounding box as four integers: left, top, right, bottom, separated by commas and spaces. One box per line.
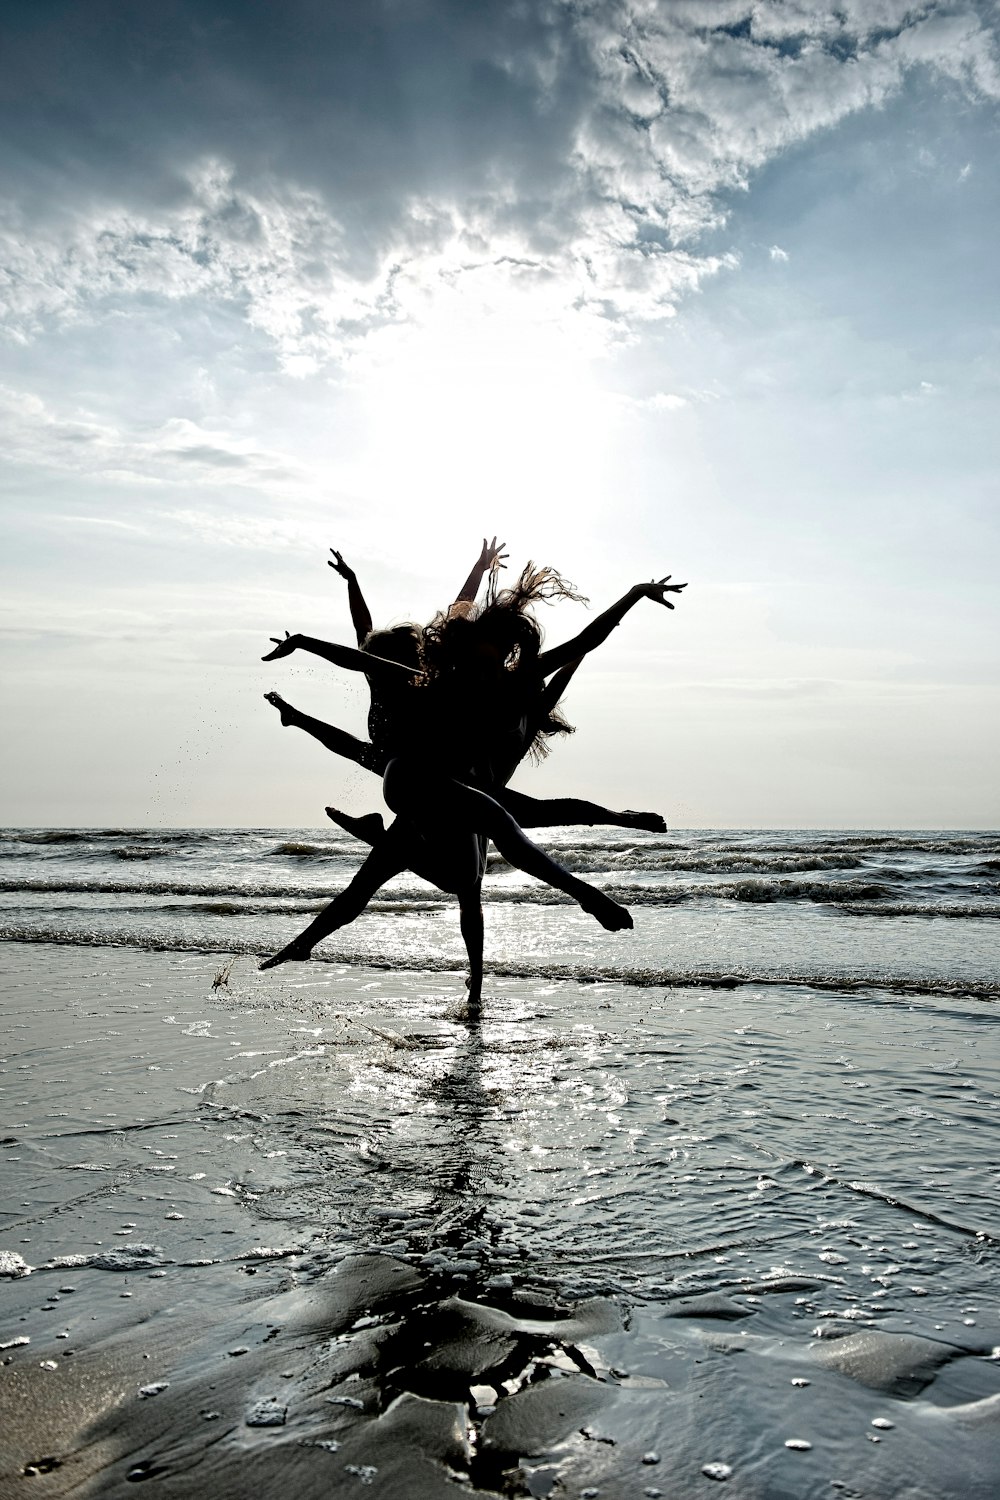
325, 806, 385, 845
621, 810, 667, 834
580, 890, 633, 932
263, 691, 294, 728
259, 938, 313, 971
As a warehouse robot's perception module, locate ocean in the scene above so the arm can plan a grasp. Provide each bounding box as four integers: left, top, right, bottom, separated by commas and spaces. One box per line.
2, 825, 998, 993
1, 827, 998, 1497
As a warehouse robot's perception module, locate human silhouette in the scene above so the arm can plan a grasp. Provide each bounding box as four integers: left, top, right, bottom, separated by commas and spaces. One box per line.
259, 550, 686, 1000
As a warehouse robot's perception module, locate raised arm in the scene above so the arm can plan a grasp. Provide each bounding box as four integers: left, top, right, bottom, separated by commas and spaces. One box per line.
454, 536, 509, 604
262, 632, 417, 687
537, 577, 687, 677
328, 549, 374, 645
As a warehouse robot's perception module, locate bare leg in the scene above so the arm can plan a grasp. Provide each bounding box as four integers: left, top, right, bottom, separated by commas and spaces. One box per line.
383, 759, 632, 931
325, 805, 386, 843
497, 788, 665, 833
259, 836, 407, 969
459, 886, 484, 1009
264, 692, 384, 775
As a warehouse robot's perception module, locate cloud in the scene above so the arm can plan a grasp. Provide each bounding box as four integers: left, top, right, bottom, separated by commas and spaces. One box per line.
0, 2, 996, 367
769, 244, 790, 262
0, 386, 307, 492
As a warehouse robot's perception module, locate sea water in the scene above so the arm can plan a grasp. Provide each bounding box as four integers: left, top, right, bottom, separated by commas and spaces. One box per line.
1, 829, 998, 1495
1, 826, 997, 993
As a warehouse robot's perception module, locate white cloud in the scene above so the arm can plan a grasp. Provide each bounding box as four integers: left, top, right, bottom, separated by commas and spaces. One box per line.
769, 244, 789, 262
0, 3, 996, 370
0, 385, 310, 493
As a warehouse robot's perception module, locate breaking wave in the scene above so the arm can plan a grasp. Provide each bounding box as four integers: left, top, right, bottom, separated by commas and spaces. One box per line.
1, 927, 996, 1001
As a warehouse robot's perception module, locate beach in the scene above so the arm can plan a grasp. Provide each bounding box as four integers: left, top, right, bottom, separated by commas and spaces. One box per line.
1, 830, 999, 1496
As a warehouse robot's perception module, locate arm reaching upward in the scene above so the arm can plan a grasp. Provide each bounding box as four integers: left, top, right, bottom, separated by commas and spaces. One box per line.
328, 549, 374, 644
454, 536, 508, 604
262, 632, 417, 687
537, 577, 687, 677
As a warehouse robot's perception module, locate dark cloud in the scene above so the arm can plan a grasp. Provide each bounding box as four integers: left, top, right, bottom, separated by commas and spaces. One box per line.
0, 0, 586, 257
1, 1, 996, 361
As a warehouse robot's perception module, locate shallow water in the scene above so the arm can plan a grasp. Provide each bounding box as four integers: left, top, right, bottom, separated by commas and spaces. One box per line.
1, 827, 998, 1001
2, 942, 998, 1496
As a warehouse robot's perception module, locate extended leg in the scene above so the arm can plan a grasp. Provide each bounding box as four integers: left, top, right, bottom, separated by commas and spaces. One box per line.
382, 759, 631, 931
326, 805, 386, 843
496, 788, 665, 833
264, 692, 384, 775
259, 834, 407, 969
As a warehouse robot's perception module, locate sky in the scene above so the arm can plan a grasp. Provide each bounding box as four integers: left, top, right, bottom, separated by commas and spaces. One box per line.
1, 0, 998, 828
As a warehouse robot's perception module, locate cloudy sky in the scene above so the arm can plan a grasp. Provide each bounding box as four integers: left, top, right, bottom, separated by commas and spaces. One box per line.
2, 0, 998, 828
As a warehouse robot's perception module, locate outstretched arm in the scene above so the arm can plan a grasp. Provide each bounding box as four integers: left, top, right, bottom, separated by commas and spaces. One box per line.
537, 577, 686, 677
454, 536, 508, 604
328, 549, 374, 645
262, 632, 417, 687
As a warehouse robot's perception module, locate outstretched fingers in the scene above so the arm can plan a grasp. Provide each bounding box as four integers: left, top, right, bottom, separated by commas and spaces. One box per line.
261, 631, 296, 661
645, 576, 688, 609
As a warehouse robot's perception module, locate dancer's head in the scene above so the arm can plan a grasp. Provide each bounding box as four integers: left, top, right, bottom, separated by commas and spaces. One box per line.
362, 623, 423, 674
424, 563, 585, 679
421, 562, 583, 757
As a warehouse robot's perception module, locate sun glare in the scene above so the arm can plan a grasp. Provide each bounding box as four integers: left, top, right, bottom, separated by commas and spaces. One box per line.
347, 286, 616, 548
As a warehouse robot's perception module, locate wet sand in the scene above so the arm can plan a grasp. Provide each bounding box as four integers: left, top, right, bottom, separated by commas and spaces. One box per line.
1, 945, 999, 1497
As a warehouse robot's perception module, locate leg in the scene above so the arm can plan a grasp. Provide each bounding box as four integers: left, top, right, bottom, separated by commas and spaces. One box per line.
458, 884, 484, 1009
497, 787, 666, 833
325, 805, 386, 844
383, 759, 631, 931
259, 832, 408, 969
264, 692, 384, 775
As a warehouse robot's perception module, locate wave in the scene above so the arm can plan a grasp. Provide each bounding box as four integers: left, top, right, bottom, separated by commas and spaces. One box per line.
0, 876, 376, 899
269, 842, 339, 858
0, 873, 988, 909
0, 828, 225, 845
2, 927, 996, 1001
110, 846, 179, 861
837, 902, 1000, 919
530, 849, 868, 875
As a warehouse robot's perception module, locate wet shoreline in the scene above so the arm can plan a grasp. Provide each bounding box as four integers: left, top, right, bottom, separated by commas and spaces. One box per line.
1, 945, 999, 1496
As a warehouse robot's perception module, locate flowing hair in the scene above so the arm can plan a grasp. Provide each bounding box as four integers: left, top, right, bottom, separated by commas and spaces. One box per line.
422, 562, 587, 760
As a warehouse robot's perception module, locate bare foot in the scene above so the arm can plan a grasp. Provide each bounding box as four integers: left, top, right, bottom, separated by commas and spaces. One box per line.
579, 890, 633, 931
259, 936, 314, 970
620, 810, 667, 833
465, 973, 483, 1006
264, 691, 295, 727
325, 806, 385, 845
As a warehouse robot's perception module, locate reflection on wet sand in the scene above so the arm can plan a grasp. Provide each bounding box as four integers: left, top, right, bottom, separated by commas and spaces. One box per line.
2, 948, 999, 1497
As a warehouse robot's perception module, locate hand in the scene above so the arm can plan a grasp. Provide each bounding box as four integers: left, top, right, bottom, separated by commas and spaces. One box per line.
634, 576, 688, 609
261, 631, 300, 661
478, 536, 508, 572
328, 548, 355, 579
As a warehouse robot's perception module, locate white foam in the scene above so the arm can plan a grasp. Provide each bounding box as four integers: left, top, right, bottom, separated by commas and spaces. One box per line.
246, 1397, 287, 1427
0, 1251, 32, 1278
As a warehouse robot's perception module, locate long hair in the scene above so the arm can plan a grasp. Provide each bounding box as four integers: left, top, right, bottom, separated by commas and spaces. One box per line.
362, 623, 423, 673
422, 562, 586, 759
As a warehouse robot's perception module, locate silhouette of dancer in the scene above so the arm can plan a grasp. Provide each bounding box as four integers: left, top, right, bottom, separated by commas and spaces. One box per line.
266, 547, 668, 835
259, 557, 685, 993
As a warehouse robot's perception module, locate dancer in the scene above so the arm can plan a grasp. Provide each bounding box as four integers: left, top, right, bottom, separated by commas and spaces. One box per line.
264, 562, 683, 799
259, 562, 685, 984
269, 552, 668, 840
